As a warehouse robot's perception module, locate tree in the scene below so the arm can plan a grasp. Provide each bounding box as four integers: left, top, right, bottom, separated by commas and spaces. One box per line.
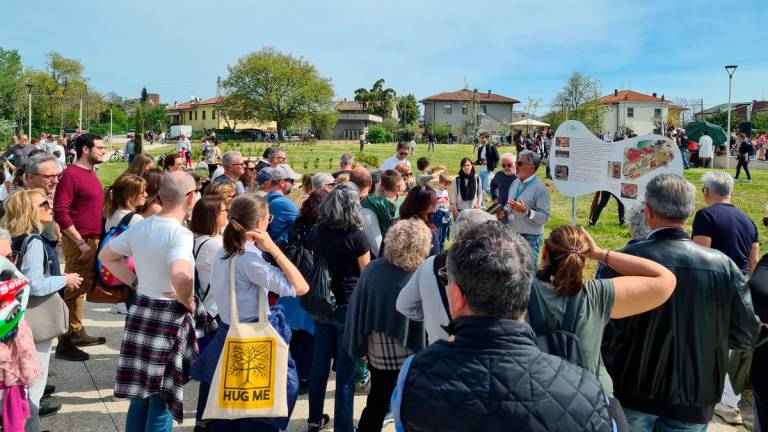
229, 343, 270, 385
218, 96, 253, 132
46, 52, 84, 86
0, 48, 22, 121
140, 87, 148, 104
552, 72, 606, 132
144, 105, 169, 133
223, 47, 335, 135
398, 94, 419, 126
310, 110, 337, 139
354, 79, 397, 119
134, 106, 144, 154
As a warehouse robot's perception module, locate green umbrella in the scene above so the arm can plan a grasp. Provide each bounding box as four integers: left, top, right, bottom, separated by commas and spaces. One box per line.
685, 122, 727, 146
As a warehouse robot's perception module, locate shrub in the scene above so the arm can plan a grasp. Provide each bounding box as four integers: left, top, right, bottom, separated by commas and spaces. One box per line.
431, 122, 451, 143
354, 152, 380, 168
366, 124, 392, 143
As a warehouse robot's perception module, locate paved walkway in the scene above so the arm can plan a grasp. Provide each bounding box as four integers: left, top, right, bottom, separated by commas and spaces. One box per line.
40, 303, 742, 431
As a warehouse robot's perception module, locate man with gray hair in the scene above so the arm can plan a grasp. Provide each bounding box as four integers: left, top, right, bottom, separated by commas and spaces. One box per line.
393, 222, 612, 431
505, 150, 550, 269
100, 171, 198, 427
213, 151, 245, 196
396, 209, 497, 344
693, 171, 759, 275
602, 173, 760, 430
333, 153, 354, 178
268, 147, 287, 168
24, 153, 60, 199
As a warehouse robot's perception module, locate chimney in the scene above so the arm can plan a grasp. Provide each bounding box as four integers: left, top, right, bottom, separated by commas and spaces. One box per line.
614, 89, 618, 96
487, 90, 491, 96
652, 92, 657, 98
216, 76, 222, 98
173, 100, 177, 107
661, 94, 665, 101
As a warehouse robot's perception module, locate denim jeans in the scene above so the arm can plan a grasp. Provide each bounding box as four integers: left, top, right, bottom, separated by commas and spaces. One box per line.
520, 233, 543, 272
623, 407, 707, 432
681, 148, 690, 169
125, 395, 173, 432
479, 169, 492, 195
308, 306, 356, 432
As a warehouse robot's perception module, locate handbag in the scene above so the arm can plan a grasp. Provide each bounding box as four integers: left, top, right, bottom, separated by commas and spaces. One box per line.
203, 258, 289, 419
16, 235, 69, 342
87, 281, 133, 304
299, 254, 336, 320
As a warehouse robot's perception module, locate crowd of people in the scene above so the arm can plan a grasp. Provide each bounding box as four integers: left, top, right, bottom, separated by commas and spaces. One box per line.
0, 132, 766, 432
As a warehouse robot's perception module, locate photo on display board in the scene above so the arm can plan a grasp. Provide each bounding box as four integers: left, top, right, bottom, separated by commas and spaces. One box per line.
622, 139, 676, 180
554, 165, 569, 180
620, 182, 638, 199
555, 137, 571, 148
608, 161, 621, 179
555, 150, 570, 158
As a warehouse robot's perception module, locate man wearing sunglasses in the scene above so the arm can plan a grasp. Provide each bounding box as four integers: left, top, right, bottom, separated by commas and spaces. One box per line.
380, 142, 412, 171
213, 151, 246, 196
505, 150, 550, 270
266, 165, 301, 245
391, 222, 612, 431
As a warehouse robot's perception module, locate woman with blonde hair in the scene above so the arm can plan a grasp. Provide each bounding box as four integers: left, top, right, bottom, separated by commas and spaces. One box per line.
1, 189, 83, 425
190, 193, 308, 431
104, 174, 147, 231
123, 152, 155, 177
344, 218, 432, 431
529, 224, 676, 429
204, 179, 237, 209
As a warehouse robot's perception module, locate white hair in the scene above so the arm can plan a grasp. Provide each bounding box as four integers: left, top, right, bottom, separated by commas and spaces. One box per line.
701, 171, 734, 197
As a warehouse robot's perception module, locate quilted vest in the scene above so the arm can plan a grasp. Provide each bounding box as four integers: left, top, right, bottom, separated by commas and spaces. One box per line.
400, 317, 612, 432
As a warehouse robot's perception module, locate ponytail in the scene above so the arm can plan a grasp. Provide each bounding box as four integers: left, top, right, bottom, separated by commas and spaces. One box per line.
220, 193, 268, 260
538, 225, 588, 297
222, 218, 247, 259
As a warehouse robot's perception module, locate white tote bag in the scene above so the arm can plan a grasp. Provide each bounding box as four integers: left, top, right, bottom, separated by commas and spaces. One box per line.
203, 258, 289, 419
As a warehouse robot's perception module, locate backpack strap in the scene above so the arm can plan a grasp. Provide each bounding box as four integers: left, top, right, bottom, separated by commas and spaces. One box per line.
117, 211, 137, 228
432, 253, 451, 321
193, 237, 214, 301
561, 290, 584, 333
16, 234, 50, 277
527, 279, 546, 331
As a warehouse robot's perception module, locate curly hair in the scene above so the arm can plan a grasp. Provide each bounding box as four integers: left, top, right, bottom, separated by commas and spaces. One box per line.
383, 219, 433, 272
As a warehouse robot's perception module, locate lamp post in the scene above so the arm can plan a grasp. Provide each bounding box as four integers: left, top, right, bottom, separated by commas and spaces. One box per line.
725, 65, 737, 170
109, 104, 113, 144
25, 84, 32, 138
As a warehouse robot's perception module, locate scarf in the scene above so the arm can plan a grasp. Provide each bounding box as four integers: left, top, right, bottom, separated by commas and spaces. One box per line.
458, 168, 477, 201
362, 194, 398, 234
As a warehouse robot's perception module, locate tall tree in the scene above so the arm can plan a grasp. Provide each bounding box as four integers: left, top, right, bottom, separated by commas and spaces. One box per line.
552, 72, 605, 132
140, 87, 148, 104
0, 48, 22, 121
134, 106, 144, 154
354, 79, 397, 119
46, 52, 84, 86
398, 94, 419, 126
144, 105, 169, 133
223, 47, 335, 134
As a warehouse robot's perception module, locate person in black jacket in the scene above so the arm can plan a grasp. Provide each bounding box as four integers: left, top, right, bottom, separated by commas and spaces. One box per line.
747, 250, 768, 430
392, 221, 613, 432
476, 132, 499, 196
735, 133, 755, 183
602, 173, 761, 431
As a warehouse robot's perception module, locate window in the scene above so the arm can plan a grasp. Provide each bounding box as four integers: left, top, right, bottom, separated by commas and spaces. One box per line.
480, 105, 487, 115
189, 112, 193, 121
195, 111, 198, 120
212, 110, 216, 120
654, 108, 662, 118
627, 107, 634, 118
462, 104, 467, 115
443, 104, 452, 115
202, 110, 206, 120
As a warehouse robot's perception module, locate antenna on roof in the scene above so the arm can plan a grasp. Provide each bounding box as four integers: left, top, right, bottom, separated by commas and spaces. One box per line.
463, 74, 469, 90
216, 76, 222, 98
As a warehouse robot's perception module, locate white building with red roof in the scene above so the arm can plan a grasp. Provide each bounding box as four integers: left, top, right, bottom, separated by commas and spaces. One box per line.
598, 89, 678, 136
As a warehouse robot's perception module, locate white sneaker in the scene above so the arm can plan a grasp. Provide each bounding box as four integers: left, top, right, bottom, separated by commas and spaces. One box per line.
109, 303, 128, 314
715, 402, 743, 425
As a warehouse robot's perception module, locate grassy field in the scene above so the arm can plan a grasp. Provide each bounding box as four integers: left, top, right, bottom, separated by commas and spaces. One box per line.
95, 140, 768, 262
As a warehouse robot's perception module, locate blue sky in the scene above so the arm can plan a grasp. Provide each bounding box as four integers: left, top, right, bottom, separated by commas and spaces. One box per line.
3, 0, 767, 115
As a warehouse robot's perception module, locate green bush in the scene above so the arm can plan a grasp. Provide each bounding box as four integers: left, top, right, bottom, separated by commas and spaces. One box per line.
89, 123, 126, 136
431, 122, 451, 143
366, 124, 392, 143
354, 152, 380, 168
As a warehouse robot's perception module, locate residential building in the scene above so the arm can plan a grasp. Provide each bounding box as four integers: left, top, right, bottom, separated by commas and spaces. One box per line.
166, 96, 276, 134
598, 90, 675, 135
421, 89, 520, 140
695, 100, 768, 122
332, 100, 384, 140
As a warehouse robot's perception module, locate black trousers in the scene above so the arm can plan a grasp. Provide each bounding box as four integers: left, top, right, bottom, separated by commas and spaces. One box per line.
736, 158, 752, 180
590, 191, 625, 225
357, 365, 400, 432
755, 390, 767, 431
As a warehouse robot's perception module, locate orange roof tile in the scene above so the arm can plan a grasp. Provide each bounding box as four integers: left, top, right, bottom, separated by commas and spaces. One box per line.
420, 89, 519, 104
598, 90, 670, 104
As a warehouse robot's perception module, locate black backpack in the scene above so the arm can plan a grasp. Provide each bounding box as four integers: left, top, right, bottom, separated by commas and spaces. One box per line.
527, 279, 588, 368
283, 225, 313, 278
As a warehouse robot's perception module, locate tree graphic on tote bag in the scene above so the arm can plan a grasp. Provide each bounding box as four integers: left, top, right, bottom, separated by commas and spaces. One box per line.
229, 343, 271, 385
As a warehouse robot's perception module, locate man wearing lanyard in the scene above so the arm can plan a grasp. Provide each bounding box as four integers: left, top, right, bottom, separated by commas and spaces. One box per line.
505, 150, 550, 270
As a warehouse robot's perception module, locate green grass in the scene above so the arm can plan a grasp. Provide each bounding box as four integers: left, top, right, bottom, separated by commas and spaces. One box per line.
96, 140, 768, 264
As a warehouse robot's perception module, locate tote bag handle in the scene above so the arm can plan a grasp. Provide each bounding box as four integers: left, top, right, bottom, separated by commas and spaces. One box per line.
229, 256, 269, 328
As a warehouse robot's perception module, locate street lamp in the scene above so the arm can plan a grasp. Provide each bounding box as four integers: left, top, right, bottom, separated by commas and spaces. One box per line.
25, 83, 32, 138
725, 65, 737, 170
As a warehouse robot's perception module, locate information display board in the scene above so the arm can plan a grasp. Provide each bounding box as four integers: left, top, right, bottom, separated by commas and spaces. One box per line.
551, 121, 683, 206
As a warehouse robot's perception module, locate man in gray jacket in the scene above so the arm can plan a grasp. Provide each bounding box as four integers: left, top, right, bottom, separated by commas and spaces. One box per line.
505, 150, 550, 269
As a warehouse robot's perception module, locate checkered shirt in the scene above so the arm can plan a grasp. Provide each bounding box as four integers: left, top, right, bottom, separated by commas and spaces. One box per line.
114, 294, 199, 423
367, 332, 413, 371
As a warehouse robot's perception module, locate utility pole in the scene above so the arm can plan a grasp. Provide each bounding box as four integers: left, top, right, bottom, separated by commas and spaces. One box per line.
725, 65, 738, 170
78, 90, 83, 132
26, 84, 32, 138
110, 104, 113, 143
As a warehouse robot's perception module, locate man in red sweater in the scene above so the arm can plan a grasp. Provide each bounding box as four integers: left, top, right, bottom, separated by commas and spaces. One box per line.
53, 133, 107, 361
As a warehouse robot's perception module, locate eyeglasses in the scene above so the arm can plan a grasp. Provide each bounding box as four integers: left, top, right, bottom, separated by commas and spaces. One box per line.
502, 163, 514, 168
438, 266, 467, 297
274, 156, 286, 161
31, 172, 60, 181
268, 214, 274, 223
185, 189, 197, 197
516, 161, 529, 167
227, 163, 244, 167
247, 167, 257, 171
403, 172, 412, 177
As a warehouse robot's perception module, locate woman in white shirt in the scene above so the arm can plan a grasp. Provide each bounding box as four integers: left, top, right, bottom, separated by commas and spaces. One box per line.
104, 174, 147, 231
190, 193, 308, 431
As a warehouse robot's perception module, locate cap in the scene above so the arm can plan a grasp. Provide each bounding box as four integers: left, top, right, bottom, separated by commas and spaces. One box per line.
311, 173, 335, 190
271, 164, 302, 181
256, 168, 273, 185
